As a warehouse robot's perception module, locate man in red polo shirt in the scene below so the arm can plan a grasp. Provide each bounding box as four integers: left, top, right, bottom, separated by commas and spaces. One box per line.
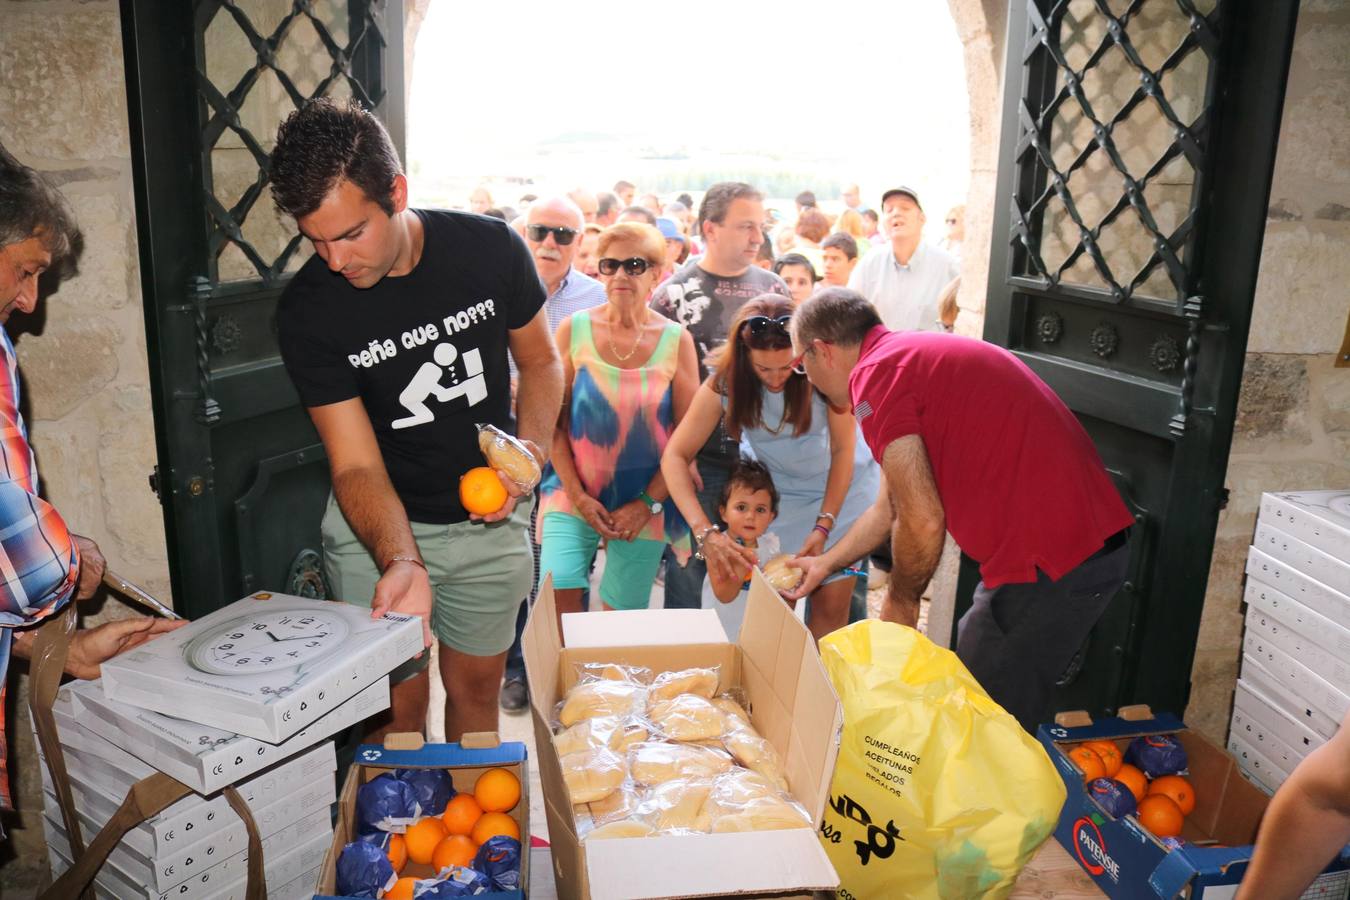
786, 287, 1133, 731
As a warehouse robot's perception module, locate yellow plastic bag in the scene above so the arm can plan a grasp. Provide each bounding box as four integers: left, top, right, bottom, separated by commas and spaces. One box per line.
819, 621, 1066, 899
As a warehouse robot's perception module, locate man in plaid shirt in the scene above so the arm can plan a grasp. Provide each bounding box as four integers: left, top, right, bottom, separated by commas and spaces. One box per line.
0, 144, 183, 835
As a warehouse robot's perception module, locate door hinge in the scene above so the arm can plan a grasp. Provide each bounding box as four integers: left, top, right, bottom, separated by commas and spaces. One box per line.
1217, 488, 1231, 512
148, 466, 160, 498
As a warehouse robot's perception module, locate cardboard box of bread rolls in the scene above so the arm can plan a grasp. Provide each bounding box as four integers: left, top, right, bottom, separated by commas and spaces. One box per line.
523, 571, 842, 900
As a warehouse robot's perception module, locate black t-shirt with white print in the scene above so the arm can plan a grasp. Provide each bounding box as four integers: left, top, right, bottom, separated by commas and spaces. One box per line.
278, 209, 546, 524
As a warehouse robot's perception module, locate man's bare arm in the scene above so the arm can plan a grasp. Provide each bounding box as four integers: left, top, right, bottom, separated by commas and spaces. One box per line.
508, 306, 565, 464
879, 434, 945, 626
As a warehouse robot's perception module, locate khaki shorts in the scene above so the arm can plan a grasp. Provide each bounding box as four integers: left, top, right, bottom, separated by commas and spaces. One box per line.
321, 492, 535, 670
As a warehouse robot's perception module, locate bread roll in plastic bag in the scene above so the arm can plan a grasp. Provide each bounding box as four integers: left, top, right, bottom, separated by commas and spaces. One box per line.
818, 621, 1066, 899
584, 819, 655, 840
628, 741, 733, 785
577, 661, 653, 685
648, 693, 727, 742
648, 666, 720, 702
723, 728, 790, 793
476, 423, 541, 491
561, 746, 627, 803
640, 777, 713, 833
558, 679, 646, 727
709, 794, 812, 833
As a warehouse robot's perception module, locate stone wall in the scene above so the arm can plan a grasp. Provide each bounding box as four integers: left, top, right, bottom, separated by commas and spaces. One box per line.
0, 0, 167, 869
1184, 0, 1350, 743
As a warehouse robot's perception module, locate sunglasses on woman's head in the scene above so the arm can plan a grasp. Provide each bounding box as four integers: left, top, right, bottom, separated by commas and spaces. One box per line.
742, 315, 793, 337
526, 224, 579, 245
598, 256, 652, 276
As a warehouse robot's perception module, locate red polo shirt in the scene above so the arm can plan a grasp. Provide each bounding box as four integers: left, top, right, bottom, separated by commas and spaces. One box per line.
849, 326, 1133, 587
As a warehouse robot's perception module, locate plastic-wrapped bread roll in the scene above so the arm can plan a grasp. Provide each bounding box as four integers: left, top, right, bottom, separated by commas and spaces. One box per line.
709, 768, 779, 805
477, 423, 541, 490
710, 795, 812, 833
588, 781, 642, 825
760, 555, 805, 592
649, 667, 720, 702
711, 695, 753, 729
559, 679, 646, 727
642, 778, 713, 833
723, 729, 790, 793
648, 694, 727, 742
561, 747, 627, 803
553, 716, 618, 756
628, 742, 733, 785
585, 819, 655, 840
607, 720, 651, 753
578, 662, 652, 684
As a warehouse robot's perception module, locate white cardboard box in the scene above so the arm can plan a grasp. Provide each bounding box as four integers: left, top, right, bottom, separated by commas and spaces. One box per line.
523, 572, 842, 900
1229, 688, 1312, 776
1242, 587, 1350, 694
1232, 678, 1326, 762
1259, 491, 1350, 565
101, 592, 422, 742
1242, 630, 1350, 726
1237, 653, 1342, 742
1252, 521, 1350, 600
48, 818, 331, 900
1225, 731, 1290, 795
67, 675, 385, 794
42, 710, 335, 856
1245, 546, 1350, 632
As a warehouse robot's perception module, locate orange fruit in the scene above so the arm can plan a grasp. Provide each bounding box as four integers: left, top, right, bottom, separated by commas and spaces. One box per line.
403, 816, 448, 865
432, 833, 479, 870
387, 876, 418, 900
386, 832, 407, 873
471, 811, 521, 846
1148, 774, 1197, 816
442, 793, 484, 836
1068, 745, 1107, 783
1083, 740, 1123, 777
474, 768, 521, 813
1138, 794, 1185, 837
460, 467, 508, 515
1115, 764, 1149, 803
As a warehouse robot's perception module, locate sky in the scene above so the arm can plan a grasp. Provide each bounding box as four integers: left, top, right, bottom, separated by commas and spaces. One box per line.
407, 2, 972, 233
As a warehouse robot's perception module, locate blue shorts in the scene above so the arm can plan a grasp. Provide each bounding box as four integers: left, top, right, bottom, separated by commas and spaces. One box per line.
538, 512, 665, 611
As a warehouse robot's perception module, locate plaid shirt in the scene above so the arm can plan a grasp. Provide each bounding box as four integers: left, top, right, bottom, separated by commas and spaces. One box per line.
0, 326, 78, 822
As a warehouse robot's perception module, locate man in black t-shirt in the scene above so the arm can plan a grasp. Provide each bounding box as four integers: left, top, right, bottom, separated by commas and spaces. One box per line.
650, 182, 790, 611
270, 100, 563, 741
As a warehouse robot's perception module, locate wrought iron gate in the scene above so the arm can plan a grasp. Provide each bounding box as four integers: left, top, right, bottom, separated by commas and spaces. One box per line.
121, 0, 404, 617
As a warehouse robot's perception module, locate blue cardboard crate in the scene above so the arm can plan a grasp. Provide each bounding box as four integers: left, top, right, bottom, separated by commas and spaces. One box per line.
1039, 709, 1350, 898
315, 733, 528, 899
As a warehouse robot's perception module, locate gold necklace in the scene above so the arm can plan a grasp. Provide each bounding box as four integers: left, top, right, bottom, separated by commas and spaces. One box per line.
606, 312, 647, 362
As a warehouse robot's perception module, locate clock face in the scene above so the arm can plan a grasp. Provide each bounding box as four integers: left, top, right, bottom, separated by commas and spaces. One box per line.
184, 610, 351, 675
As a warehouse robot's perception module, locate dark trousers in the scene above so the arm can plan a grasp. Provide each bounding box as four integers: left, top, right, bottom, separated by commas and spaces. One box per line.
503, 496, 589, 680
662, 459, 733, 611
955, 533, 1129, 733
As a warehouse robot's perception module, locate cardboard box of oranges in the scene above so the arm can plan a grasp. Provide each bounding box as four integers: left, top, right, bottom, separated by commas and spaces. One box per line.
1039, 706, 1350, 898
314, 732, 529, 899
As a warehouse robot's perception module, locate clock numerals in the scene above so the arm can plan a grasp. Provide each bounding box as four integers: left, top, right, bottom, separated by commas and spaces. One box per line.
305, 640, 321, 648
287, 650, 300, 658
251, 623, 268, 631
235, 657, 251, 666
218, 643, 233, 651
229, 633, 244, 640
299, 616, 315, 626
278, 616, 293, 625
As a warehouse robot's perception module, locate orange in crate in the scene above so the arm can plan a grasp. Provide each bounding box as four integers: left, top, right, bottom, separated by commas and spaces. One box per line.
1147, 774, 1197, 816
1114, 763, 1149, 803
475, 767, 522, 813
433, 833, 479, 870
443, 792, 484, 836
1137, 794, 1185, 838
460, 467, 508, 515
386, 832, 408, 873
404, 816, 448, 865
387, 876, 418, 900
1067, 745, 1107, 783
472, 811, 521, 845
1082, 740, 1123, 777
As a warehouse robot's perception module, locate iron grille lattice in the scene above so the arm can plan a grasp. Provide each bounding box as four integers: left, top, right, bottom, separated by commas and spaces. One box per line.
195, 0, 387, 289
1013, 0, 1220, 311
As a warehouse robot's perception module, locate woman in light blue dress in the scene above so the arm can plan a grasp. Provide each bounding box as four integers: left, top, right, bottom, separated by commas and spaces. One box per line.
661, 294, 881, 641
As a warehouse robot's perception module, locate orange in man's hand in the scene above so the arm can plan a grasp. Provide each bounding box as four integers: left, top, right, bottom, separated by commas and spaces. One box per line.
475, 767, 522, 813
432, 834, 479, 870
1114, 764, 1149, 802
1068, 745, 1107, 783
403, 816, 447, 865
1147, 774, 1197, 816
471, 811, 521, 846
460, 466, 508, 515
442, 793, 484, 836
1137, 794, 1185, 838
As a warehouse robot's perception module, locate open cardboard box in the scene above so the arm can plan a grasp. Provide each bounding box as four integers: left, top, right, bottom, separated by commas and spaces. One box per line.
1039, 707, 1350, 898
314, 732, 529, 899
523, 571, 843, 900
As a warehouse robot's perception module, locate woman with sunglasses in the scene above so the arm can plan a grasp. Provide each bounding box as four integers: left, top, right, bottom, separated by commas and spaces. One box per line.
536, 222, 699, 617
660, 295, 881, 642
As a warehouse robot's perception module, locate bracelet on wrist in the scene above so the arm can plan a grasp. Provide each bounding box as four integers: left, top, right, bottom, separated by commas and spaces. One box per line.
817, 511, 837, 527
694, 524, 721, 561
384, 554, 427, 574
813, 524, 831, 539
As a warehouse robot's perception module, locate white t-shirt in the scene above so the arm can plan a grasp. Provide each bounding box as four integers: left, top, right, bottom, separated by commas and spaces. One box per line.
847, 241, 960, 332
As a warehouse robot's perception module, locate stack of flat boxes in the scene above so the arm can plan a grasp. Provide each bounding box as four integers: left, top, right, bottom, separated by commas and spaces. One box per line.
1231, 490, 1350, 795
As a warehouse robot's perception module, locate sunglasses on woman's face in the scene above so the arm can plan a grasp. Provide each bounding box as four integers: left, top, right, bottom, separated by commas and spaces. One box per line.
598, 256, 652, 276
742, 315, 793, 337
526, 224, 579, 245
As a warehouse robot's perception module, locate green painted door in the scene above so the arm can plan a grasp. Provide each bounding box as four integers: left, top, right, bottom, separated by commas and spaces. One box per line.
955, 0, 1300, 719
121, 0, 405, 618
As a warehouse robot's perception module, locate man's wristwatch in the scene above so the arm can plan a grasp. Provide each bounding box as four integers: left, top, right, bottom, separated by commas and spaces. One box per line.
638, 490, 663, 516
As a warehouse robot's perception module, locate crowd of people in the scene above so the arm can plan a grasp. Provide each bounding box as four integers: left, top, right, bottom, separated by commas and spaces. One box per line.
0, 96, 1342, 897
